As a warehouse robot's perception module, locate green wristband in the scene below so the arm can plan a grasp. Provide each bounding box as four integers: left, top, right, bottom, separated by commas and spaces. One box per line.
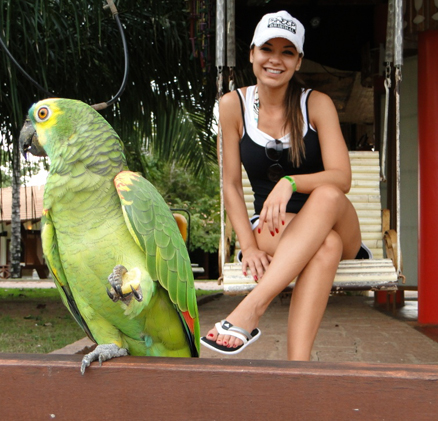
283, 175, 297, 192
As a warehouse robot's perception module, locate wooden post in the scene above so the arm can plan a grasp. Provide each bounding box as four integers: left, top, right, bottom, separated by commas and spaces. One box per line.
418, 29, 438, 324
1, 354, 438, 420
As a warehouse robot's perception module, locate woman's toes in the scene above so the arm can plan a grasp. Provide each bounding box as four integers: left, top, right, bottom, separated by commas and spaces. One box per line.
204, 326, 244, 348
215, 334, 224, 345
206, 328, 218, 341
227, 336, 242, 349
233, 339, 242, 348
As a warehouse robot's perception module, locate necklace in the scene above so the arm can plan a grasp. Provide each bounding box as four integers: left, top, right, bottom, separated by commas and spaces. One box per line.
253, 86, 260, 125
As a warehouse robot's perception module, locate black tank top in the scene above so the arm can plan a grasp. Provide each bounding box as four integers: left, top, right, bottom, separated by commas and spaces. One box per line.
238, 89, 324, 214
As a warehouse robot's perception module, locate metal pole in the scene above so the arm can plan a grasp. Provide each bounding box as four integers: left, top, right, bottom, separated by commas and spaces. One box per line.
216, 0, 226, 68
226, 0, 235, 68
216, 0, 226, 274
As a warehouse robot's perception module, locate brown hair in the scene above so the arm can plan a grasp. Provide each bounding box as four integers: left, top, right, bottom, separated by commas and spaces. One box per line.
249, 45, 307, 167
284, 71, 307, 167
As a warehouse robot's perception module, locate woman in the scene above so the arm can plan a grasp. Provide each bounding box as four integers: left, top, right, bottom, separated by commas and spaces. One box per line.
201, 11, 371, 361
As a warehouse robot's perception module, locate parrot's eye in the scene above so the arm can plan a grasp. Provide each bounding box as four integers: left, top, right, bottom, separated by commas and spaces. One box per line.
35, 106, 51, 122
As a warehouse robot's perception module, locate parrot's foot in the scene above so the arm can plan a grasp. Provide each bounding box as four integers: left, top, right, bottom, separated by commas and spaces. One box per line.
106, 265, 143, 304
80, 343, 128, 375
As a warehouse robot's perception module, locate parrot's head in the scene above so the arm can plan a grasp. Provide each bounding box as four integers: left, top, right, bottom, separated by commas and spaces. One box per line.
20, 98, 75, 159
19, 98, 125, 164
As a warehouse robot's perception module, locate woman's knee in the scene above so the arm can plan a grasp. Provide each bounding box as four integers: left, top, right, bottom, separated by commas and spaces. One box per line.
307, 184, 351, 217
314, 231, 343, 264
309, 184, 345, 205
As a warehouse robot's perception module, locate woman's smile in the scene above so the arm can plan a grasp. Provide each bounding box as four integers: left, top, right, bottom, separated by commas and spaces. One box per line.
265, 68, 283, 74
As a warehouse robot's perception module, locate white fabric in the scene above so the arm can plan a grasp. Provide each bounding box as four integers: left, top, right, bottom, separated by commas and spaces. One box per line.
240, 86, 314, 148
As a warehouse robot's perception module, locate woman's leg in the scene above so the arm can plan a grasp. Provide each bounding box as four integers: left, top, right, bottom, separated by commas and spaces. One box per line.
287, 230, 342, 360
206, 185, 362, 351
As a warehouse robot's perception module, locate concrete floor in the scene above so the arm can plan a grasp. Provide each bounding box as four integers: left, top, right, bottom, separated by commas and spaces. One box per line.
198, 292, 438, 365
2, 279, 438, 364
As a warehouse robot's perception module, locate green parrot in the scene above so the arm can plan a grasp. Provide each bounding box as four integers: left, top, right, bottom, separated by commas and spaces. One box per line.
19, 98, 200, 374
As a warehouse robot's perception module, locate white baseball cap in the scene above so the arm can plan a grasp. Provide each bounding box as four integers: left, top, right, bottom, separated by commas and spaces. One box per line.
251, 11, 305, 56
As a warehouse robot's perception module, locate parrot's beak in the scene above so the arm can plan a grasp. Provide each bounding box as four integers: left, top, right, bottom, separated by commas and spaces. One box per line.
19, 117, 47, 158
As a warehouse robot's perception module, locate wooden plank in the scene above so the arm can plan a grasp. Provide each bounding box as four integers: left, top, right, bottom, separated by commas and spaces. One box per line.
227, 151, 396, 294
360, 232, 384, 240
346, 194, 381, 203
1, 354, 436, 420
351, 179, 380, 187
350, 163, 380, 170
223, 259, 397, 294
353, 203, 382, 210
349, 151, 378, 157
370, 250, 384, 259
348, 187, 381, 195
224, 283, 398, 295
222, 270, 397, 285
358, 225, 382, 232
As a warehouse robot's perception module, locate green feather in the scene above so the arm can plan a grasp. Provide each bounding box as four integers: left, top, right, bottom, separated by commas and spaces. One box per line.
28, 98, 199, 358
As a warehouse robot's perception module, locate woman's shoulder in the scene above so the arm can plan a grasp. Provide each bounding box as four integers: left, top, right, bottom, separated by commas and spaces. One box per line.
219, 91, 241, 121
306, 89, 339, 130
220, 90, 239, 106
219, 86, 253, 115
307, 89, 334, 105
219, 88, 250, 133
307, 89, 337, 115
220, 86, 251, 104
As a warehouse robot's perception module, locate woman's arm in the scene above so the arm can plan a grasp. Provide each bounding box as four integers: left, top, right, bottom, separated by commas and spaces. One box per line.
219, 91, 272, 278
258, 90, 351, 234
293, 90, 351, 193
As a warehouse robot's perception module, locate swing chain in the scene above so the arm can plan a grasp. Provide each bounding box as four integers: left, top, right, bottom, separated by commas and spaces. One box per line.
216, 67, 224, 99
228, 67, 235, 92
385, 63, 392, 89
381, 63, 392, 182
394, 65, 403, 279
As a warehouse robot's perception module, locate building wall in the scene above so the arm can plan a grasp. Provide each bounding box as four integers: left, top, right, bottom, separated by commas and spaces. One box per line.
379, 56, 418, 287
0, 235, 7, 266
400, 55, 419, 287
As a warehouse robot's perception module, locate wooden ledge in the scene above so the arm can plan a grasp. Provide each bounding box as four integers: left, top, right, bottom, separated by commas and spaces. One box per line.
1, 354, 438, 419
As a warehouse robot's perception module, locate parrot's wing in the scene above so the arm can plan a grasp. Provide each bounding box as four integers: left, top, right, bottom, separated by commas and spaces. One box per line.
41, 211, 95, 341
114, 171, 199, 350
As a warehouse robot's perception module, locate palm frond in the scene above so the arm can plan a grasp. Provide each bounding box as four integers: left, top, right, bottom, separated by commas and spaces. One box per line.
0, 0, 218, 178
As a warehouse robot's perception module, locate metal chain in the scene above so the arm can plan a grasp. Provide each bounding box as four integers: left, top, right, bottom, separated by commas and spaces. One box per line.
395, 66, 403, 279
217, 70, 226, 274
381, 64, 392, 182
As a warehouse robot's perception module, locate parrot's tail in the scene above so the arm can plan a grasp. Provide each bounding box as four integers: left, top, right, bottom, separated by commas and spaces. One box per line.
177, 308, 199, 357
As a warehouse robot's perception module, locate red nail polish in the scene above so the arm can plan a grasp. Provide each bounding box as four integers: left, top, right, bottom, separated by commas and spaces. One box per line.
258, 228, 261, 234
254, 275, 258, 281
282, 221, 285, 225
243, 272, 247, 276
275, 228, 279, 234
208, 333, 214, 338
223, 341, 228, 346
271, 231, 274, 236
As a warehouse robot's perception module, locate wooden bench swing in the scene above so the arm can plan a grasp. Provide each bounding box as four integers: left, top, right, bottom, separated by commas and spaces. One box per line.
214, 0, 405, 304
218, 151, 400, 301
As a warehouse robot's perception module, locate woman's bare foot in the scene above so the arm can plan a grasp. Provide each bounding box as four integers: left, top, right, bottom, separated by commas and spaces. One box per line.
204, 297, 264, 349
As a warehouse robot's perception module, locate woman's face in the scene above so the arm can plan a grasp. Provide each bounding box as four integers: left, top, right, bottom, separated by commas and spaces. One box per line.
250, 37, 302, 88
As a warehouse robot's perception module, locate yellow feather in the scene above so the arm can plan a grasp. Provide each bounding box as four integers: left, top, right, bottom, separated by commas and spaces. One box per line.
33, 99, 64, 147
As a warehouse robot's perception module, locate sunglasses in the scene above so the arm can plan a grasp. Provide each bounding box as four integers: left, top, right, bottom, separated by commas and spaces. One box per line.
265, 139, 285, 182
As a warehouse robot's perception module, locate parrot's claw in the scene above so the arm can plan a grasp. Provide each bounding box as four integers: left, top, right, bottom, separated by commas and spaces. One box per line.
131, 285, 143, 301
107, 264, 143, 304
80, 343, 128, 375
106, 287, 116, 301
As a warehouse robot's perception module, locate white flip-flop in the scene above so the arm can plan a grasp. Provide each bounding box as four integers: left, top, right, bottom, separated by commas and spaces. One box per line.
200, 319, 261, 355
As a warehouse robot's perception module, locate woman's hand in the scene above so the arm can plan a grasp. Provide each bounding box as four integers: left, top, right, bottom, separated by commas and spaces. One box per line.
241, 245, 273, 282
258, 177, 293, 236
